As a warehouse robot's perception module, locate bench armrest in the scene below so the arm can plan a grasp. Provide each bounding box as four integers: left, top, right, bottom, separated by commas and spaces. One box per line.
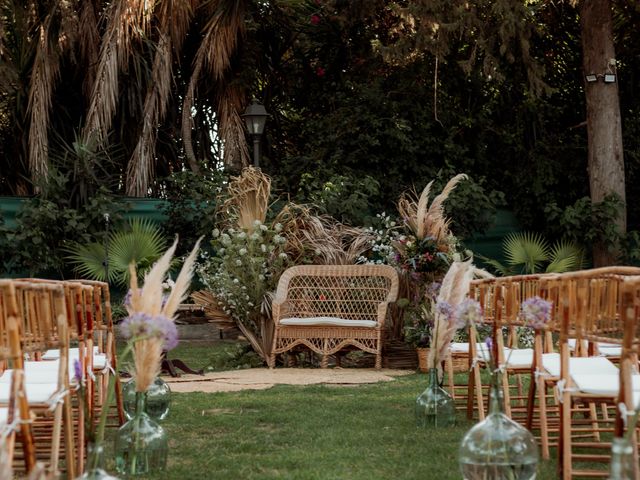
272, 298, 290, 325
376, 302, 391, 327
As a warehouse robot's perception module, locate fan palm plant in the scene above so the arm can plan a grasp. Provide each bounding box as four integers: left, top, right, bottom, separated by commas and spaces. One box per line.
481, 232, 585, 276
65, 218, 167, 286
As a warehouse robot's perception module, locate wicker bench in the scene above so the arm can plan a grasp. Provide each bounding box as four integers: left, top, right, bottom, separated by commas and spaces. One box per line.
268, 265, 399, 369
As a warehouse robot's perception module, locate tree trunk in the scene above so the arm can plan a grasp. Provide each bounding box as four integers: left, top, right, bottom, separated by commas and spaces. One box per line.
580, 0, 626, 266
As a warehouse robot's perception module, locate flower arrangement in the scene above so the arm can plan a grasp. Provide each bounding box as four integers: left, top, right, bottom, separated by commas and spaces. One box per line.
196, 220, 289, 359
402, 281, 441, 348
121, 237, 201, 393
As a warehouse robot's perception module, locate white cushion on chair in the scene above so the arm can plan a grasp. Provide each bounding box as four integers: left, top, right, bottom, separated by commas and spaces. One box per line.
0, 361, 76, 384
542, 353, 619, 378
571, 374, 640, 397
280, 317, 377, 328
503, 349, 534, 368
0, 382, 60, 404
598, 346, 622, 357
450, 343, 509, 361
42, 346, 100, 360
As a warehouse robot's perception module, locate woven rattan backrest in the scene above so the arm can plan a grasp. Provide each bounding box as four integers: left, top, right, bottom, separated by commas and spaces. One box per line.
469, 278, 498, 325
0, 281, 25, 367
275, 265, 399, 319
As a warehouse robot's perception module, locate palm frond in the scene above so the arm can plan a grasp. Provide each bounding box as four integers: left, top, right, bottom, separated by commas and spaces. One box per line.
27, 19, 61, 184
83, 0, 153, 144
546, 240, 584, 273
64, 242, 112, 283
126, 32, 173, 196
78, 0, 100, 99
503, 231, 550, 274
182, 0, 246, 167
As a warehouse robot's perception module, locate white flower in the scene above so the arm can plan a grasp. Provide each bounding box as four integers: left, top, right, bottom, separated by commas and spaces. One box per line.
279, 253, 288, 259
238, 231, 247, 239
253, 219, 262, 227
212, 228, 220, 238
218, 248, 225, 255
260, 224, 268, 231
258, 274, 265, 281
250, 233, 259, 241
235, 260, 242, 266
239, 248, 247, 256
274, 223, 283, 232
260, 244, 267, 252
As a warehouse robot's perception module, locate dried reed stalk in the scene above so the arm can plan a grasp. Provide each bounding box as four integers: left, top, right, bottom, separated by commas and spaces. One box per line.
427, 260, 475, 373
274, 203, 373, 265
132, 338, 163, 392
126, 236, 201, 391
398, 173, 468, 243
221, 167, 271, 230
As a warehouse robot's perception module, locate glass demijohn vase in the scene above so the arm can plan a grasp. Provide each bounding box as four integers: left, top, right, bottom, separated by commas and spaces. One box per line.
114, 391, 168, 476
415, 367, 456, 427
459, 371, 538, 480
123, 377, 172, 421
608, 437, 636, 480
77, 443, 121, 480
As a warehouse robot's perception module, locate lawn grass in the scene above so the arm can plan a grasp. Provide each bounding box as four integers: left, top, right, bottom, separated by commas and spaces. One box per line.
110, 342, 561, 479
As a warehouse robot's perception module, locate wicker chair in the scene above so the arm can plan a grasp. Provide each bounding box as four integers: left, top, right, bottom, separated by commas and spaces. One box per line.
269, 265, 399, 369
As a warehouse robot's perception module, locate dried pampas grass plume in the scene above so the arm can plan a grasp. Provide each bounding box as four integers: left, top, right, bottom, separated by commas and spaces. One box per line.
398, 173, 468, 243
221, 167, 271, 231
427, 260, 475, 373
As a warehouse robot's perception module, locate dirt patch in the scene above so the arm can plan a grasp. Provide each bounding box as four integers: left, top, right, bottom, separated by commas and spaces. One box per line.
162, 368, 413, 393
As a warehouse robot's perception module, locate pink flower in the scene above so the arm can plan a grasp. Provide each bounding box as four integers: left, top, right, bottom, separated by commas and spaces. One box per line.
316, 66, 326, 77
310, 14, 321, 25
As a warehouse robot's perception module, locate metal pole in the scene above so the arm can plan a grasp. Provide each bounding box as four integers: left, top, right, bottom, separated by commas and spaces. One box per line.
103, 213, 110, 284
253, 135, 261, 167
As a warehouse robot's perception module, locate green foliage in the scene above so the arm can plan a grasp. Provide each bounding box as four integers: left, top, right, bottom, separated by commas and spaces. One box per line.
0, 188, 125, 277
295, 172, 381, 225
205, 342, 264, 371
544, 195, 623, 257
482, 232, 584, 276
160, 171, 226, 255
65, 218, 167, 286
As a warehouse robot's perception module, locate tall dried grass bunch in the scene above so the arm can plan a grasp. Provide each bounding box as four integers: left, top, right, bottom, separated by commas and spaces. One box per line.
120, 236, 201, 392
220, 167, 271, 231
426, 259, 475, 374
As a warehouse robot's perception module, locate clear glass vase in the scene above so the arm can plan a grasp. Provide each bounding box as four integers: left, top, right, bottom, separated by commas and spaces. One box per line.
608, 437, 636, 480
415, 367, 456, 428
114, 391, 168, 476
77, 443, 120, 480
123, 377, 171, 421
459, 371, 538, 480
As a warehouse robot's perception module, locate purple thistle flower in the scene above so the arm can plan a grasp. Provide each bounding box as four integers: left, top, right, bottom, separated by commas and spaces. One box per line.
484, 336, 493, 352
455, 299, 483, 329
436, 300, 454, 324
73, 359, 83, 383
119, 312, 179, 351
521, 296, 553, 330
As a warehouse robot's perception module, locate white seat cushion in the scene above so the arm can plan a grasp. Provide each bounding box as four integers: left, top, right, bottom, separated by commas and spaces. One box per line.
280, 317, 377, 328
0, 360, 77, 384
572, 374, 640, 397
449, 343, 511, 362
0, 382, 59, 404
42, 346, 100, 360
503, 349, 534, 368
597, 346, 621, 357
541, 353, 619, 378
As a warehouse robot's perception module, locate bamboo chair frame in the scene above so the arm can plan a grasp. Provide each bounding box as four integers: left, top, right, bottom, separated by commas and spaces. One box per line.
0, 281, 36, 473
270, 265, 399, 369
3, 281, 76, 478
616, 279, 640, 477
554, 273, 634, 479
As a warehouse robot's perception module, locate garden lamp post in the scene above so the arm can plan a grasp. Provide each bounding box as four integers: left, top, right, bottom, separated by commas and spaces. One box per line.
241, 99, 269, 167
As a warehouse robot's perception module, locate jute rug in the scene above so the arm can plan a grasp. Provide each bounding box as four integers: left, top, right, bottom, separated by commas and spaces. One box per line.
163, 368, 413, 393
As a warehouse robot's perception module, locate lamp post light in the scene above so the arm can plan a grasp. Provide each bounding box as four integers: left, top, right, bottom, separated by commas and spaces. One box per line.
241, 98, 270, 167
